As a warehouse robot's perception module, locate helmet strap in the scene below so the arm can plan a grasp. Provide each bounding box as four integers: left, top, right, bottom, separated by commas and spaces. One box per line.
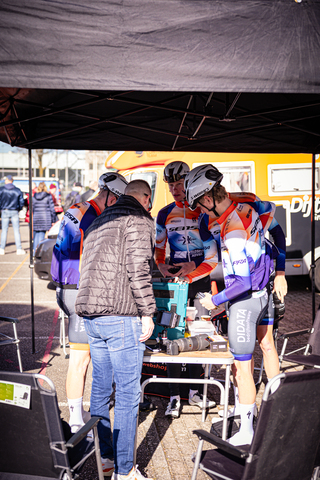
104, 189, 110, 209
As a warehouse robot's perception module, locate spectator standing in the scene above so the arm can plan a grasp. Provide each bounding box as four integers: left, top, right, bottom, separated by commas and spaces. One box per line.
49, 183, 64, 216
63, 182, 83, 212
75, 180, 156, 480
24, 182, 38, 224
32, 182, 57, 255
80, 180, 98, 202
51, 173, 128, 438
0, 175, 25, 255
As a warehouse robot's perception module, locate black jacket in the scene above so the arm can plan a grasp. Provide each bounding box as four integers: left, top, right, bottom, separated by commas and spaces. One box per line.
32, 192, 57, 231
75, 195, 156, 318
0, 184, 24, 211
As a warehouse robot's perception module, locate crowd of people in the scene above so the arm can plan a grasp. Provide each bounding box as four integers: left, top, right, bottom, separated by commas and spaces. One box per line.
0, 164, 287, 480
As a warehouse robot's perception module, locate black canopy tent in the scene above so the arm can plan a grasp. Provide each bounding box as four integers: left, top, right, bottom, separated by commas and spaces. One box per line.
0, 0, 320, 351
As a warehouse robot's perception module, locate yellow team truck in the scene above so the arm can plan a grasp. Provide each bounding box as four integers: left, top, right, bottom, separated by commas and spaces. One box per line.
106, 151, 320, 289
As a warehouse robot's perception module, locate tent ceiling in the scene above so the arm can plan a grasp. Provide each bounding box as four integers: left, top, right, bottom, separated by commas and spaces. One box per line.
1, 89, 320, 153
1, 1, 320, 153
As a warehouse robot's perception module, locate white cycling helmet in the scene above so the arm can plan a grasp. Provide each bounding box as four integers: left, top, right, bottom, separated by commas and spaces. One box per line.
184, 164, 223, 211
163, 161, 190, 183
98, 172, 128, 197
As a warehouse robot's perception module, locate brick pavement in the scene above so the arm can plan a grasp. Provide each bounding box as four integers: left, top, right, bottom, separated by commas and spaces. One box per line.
1, 221, 320, 479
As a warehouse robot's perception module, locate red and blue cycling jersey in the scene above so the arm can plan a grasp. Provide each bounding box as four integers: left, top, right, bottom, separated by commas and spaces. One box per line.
51, 200, 102, 288
155, 200, 218, 283
200, 192, 285, 273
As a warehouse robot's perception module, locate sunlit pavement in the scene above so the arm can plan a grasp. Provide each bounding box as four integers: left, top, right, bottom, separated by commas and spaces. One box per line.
0, 220, 319, 479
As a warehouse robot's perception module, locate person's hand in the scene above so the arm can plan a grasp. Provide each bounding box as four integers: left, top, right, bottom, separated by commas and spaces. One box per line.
199, 292, 217, 311
174, 261, 196, 277
139, 316, 154, 342
158, 263, 180, 278
273, 272, 287, 303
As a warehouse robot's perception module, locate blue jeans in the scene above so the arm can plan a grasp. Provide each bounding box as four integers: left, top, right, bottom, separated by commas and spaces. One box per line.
0, 209, 22, 250
33, 230, 45, 255
84, 315, 145, 475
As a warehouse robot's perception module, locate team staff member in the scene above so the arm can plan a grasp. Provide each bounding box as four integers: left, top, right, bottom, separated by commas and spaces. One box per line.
75, 180, 156, 480
185, 165, 274, 446
51, 173, 128, 439
155, 161, 218, 418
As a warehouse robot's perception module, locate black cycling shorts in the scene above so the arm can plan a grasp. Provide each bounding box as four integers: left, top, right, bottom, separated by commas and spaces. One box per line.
56, 287, 89, 348
228, 288, 269, 361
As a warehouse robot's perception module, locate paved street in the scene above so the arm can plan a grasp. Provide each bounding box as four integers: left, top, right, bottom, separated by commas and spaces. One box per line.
0, 219, 319, 480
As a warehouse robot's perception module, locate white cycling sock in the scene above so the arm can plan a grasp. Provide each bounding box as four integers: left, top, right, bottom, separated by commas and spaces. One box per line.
228, 402, 255, 446
68, 397, 84, 429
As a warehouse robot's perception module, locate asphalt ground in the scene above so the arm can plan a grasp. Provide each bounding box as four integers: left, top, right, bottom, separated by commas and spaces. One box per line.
0, 220, 320, 480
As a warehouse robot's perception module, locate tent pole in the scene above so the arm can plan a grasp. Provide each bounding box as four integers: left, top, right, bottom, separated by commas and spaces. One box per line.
311, 153, 316, 323
28, 148, 35, 353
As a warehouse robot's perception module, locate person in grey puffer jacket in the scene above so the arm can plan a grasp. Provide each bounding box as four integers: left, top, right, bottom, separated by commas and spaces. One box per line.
32, 182, 57, 255
75, 179, 155, 480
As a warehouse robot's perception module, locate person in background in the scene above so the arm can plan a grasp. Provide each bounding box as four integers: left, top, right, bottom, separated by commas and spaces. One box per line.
185, 164, 274, 446
51, 173, 128, 441
154, 161, 217, 418
49, 183, 64, 216
81, 180, 98, 202
24, 182, 37, 224
32, 182, 57, 255
63, 181, 83, 212
75, 180, 156, 480
0, 175, 25, 255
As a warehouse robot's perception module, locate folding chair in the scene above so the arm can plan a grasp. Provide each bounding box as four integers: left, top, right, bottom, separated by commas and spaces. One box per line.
279, 304, 320, 369
192, 368, 320, 480
0, 371, 104, 480
0, 315, 23, 372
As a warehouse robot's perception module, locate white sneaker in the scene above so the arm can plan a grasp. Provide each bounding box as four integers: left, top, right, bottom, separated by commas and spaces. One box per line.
111, 466, 153, 480
0, 248, 4, 255
189, 393, 216, 409
165, 398, 180, 418
102, 457, 115, 477
16, 249, 26, 255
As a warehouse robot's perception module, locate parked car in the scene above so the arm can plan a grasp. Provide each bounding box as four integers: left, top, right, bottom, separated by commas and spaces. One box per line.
34, 220, 60, 280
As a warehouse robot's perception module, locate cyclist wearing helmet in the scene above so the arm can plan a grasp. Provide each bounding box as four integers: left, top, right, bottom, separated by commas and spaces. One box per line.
51, 172, 127, 440
199, 189, 287, 421
155, 161, 218, 418
185, 164, 278, 446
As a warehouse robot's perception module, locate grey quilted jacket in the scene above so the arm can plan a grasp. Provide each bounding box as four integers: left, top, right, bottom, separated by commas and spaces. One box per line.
75, 195, 156, 318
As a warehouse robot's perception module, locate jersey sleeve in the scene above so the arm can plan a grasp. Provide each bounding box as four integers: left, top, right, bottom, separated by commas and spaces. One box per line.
269, 221, 286, 271
154, 209, 167, 266
212, 225, 252, 306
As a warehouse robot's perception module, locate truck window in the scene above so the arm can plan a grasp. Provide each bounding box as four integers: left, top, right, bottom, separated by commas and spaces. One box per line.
193, 163, 253, 193
269, 165, 320, 195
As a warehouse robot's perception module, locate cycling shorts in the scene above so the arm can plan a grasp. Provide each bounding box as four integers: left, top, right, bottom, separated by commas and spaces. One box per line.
259, 289, 275, 326
228, 288, 269, 361
56, 287, 89, 348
